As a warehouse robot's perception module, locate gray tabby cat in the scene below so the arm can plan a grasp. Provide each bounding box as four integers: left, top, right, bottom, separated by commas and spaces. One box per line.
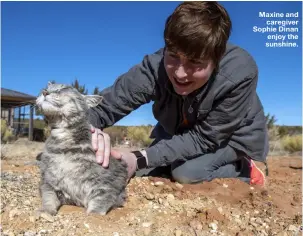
35, 82, 128, 216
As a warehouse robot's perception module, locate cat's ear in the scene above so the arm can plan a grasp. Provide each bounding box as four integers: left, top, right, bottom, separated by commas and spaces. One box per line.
83, 95, 103, 108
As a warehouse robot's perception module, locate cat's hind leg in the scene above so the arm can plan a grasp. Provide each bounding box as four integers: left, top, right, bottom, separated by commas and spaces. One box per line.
86, 189, 120, 215
39, 182, 61, 215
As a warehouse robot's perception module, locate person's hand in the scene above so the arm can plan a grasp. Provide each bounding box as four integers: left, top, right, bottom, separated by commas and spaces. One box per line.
111, 149, 137, 180
90, 125, 111, 168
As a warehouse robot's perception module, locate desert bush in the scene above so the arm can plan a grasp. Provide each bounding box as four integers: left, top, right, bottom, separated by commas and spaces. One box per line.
277, 125, 302, 137
268, 126, 283, 154
127, 126, 154, 148
1, 119, 7, 138
1, 119, 15, 143
103, 126, 127, 146
281, 135, 302, 153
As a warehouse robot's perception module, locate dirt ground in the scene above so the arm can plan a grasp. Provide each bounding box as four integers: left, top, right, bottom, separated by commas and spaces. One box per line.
1, 139, 302, 236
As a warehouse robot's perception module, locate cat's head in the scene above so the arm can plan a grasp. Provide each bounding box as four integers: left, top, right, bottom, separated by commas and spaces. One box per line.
36, 82, 103, 124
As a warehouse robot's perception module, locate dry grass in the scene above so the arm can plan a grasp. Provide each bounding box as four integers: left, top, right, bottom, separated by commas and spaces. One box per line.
1, 119, 15, 143
281, 135, 302, 153
1, 138, 44, 160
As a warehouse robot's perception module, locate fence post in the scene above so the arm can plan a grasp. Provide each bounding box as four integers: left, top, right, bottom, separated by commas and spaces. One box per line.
29, 105, 34, 141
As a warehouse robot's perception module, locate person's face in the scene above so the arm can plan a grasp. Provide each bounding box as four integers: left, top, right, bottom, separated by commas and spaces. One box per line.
164, 49, 215, 96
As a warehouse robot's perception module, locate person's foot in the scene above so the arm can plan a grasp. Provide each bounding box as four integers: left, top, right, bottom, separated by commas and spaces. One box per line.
243, 157, 266, 187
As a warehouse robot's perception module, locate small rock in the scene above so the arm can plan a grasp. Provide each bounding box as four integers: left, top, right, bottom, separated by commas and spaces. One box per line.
223, 184, 228, 188
255, 217, 263, 225
24, 232, 36, 236
175, 229, 182, 236
209, 222, 218, 231
113, 233, 119, 236
288, 225, 298, 231
154, 181, 164, 186
175, 183, 183, 189
158, 198, 163, 204
40, 212, 54, 222
142, 222, 153, 228
166, 194, 175, 206
24, 200, 31, 206
217, 207, 223, 214
235, 218, 242, 224
264, 218, 270, 223
145, 193, 155, 200
39, 229, 47, 234
167, 194, 175, 201
29, 215, 36, 223
84, 223, 90, 229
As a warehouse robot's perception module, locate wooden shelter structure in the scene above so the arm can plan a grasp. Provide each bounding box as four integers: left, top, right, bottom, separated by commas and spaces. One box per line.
1, 88, 36, 141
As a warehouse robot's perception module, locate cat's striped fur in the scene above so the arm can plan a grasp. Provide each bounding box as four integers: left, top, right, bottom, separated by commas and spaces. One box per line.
36, 82, 128, 215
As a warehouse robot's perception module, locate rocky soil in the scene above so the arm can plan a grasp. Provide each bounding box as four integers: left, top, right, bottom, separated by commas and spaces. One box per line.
1, 139, 302, 236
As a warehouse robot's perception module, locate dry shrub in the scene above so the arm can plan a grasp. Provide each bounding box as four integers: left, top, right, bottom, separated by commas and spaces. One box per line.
103, 126, 127, 146
127, 126, 154, 148
268, 126, 284, 155
1, 119, 15, 144
281, 135, 302, 153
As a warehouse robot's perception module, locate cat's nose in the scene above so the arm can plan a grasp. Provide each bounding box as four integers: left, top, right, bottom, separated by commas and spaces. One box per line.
42, 90, 49, 96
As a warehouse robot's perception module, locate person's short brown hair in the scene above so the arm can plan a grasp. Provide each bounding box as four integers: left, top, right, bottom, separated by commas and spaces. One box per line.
164, 1, 232, 69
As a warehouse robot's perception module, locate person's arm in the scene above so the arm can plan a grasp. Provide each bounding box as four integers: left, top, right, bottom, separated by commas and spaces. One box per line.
88, 50, 163, 129
88, 49, 163, 167
144, 65, 258, 168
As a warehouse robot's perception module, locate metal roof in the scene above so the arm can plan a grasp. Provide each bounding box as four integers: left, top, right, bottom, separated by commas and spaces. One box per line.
1, 88, 36, 100
1, 88, 37, 108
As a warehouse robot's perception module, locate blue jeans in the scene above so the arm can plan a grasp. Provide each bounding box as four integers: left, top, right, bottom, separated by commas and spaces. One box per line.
136, 123, 250, 184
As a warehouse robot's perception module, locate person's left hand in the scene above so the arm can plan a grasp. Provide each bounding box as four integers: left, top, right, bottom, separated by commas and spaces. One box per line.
111, 149, 137, 180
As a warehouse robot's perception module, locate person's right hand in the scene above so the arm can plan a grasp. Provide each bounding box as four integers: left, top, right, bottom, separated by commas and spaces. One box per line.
90, 125, 112, 168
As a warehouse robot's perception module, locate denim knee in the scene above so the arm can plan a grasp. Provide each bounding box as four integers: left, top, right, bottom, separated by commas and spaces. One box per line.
171, 162, 211, 184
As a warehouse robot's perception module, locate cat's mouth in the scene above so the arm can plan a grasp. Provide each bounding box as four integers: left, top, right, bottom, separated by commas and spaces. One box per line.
36, 95, 58, 116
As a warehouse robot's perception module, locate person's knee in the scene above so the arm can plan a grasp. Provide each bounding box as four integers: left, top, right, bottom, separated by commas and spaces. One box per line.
171, 173, 194, 184
171, 162, 211, 184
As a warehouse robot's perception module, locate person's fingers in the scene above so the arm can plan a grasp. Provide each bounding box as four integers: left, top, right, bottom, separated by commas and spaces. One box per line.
110, 149, 122, 159
90, 124, 96, 133
91, 129, 98, 151
102, 132, 111, 168
96, 132, 105, 164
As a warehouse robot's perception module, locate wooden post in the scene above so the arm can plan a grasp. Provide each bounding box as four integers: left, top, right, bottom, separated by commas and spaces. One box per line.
29, 105, 34, 141
18, 107, 21, 134
9, 108, 14, 127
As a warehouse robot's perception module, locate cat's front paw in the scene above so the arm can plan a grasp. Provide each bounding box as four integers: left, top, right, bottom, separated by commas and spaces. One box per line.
40, 206, 58, 216
86, 208, 107, 216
